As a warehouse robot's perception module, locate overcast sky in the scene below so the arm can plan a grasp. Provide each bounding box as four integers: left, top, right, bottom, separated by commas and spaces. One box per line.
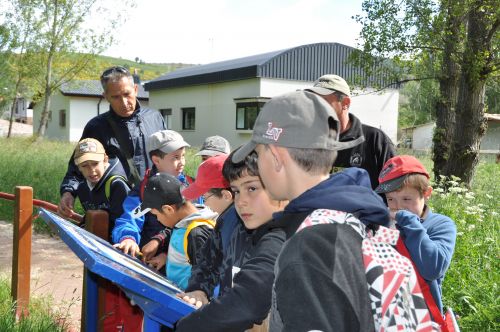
103, 0, 365, 64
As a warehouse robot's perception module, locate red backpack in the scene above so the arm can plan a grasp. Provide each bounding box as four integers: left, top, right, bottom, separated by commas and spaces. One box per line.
297, 209, 440, 331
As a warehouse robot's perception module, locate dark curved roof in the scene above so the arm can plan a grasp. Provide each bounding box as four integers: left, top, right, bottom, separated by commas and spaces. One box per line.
60, 80, 149, 100
145, 42, 388, 91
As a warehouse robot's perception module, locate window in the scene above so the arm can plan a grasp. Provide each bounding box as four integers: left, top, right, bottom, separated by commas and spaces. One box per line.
59, 110, 66, 127
160, 108, 172, 129
182, 107, 195, 130
234, 98, 269, 130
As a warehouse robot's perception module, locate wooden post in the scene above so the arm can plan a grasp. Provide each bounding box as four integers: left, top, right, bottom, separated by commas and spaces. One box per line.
11, 186, 33, 321
81, 210, 109, 332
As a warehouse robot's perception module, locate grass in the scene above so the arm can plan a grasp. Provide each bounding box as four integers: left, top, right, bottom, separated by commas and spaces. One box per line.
0, 276, 72, 332
0, 137, 498, 330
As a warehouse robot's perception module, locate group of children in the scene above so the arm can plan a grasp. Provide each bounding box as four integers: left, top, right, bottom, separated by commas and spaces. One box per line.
69, 90, 457, 331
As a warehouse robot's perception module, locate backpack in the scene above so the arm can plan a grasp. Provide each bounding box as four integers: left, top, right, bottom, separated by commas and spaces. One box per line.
183, 219, 216, 263
297, 209, 440, 332
104, 175, 129, 201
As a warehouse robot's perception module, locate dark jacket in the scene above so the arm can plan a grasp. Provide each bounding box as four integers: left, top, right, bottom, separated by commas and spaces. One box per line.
269, 167, 390, 332
185, 205, 241, 298
176, 217, 285, 332
334, 113, 396, 189
60, 101, 165, 196
76, 157, 130, 239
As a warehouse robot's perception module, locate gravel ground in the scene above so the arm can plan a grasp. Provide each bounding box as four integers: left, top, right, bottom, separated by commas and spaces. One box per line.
0, 119, 33, 137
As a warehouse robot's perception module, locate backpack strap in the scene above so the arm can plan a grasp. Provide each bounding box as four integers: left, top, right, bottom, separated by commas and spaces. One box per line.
396, 237, 450, 332
183, 219, 216, 263
105, 113, 142, 186
104, 175, 128, 201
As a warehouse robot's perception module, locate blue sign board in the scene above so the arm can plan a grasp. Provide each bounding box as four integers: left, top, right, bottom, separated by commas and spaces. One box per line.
39, 208, 195, 329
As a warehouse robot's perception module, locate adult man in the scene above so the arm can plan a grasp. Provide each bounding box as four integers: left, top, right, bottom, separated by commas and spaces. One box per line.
306, 74, 396, 189
58, 66, 165, 217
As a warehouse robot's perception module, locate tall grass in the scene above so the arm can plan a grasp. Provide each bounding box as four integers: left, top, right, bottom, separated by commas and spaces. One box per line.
0, 276, 71, 332
0, 137, 200, 232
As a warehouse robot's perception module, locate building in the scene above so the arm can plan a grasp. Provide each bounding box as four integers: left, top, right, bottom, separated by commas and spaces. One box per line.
145, 42, 399, 149
402, 113, 500, 154
33, 80, 149, 142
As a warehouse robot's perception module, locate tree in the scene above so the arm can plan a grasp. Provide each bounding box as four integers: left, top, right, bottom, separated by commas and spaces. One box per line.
353, 0, 499, 185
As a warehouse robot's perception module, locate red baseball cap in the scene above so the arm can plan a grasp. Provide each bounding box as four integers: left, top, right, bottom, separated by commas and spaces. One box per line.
375, 155, 430, 193
182, 154, 230, 200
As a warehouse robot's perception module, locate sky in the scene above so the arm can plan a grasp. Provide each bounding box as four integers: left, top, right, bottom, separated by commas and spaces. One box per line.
103, 0, 365, 64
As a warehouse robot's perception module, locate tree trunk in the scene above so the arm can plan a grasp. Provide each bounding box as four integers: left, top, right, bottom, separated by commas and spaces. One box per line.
445, 1, 489, 186
432, 0, 462, 180
7, 97, 17, 138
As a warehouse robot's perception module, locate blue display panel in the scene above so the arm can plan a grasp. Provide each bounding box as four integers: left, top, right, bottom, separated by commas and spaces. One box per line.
39, 208, 195, 328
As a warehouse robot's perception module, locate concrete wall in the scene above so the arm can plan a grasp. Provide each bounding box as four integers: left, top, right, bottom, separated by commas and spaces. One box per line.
34, 92, 71, 141
412, 123, 435, 150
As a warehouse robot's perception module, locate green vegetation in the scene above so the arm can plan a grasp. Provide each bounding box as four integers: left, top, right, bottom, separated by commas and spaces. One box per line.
0, 276, 71, 332
0, 138, 498, 330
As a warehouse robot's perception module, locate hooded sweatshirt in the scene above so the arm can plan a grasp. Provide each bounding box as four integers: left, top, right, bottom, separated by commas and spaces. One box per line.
269, 167, 390, 332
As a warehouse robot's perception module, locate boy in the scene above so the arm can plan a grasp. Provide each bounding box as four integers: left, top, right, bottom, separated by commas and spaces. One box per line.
231, 91, 394, 331
73, 138, 130, 235
375, 155, 457, 315
175, 150, 287, 332
139, 173, 217, 290
195, 135, 231, 161
112, 130, 194, 260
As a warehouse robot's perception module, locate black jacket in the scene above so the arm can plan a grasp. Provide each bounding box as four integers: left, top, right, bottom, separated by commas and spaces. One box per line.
334, 113, 395, 189
176, 218, 286, 332
76, 158, 130, 239
60, 101, 165, 196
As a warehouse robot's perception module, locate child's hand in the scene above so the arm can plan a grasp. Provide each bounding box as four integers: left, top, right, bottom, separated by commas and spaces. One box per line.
58, 192, 75, 217
113, 238, 140, 257
176, 290, 208, 308
147, 252, 167, 270
141, 239, 160, 261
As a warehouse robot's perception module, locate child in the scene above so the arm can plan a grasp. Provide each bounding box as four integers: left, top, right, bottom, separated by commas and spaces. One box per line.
230, 91, 396, 331
175, 149, 288, 332
375, 155, 457, 316
140, 173, 217, 290
195, 135, 231, 161
112, 130, 195, 260
73, 138, 130, 236
181, 154, 240, 304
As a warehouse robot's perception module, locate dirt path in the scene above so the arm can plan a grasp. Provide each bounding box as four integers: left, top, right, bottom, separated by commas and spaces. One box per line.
0, 220, 83, 331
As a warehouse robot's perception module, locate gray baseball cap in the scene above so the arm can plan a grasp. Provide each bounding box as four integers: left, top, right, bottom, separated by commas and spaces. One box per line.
232, 91, 363, 163
146, 130, 190, 154
306, 74, 351, 97
195, 135, 231, 157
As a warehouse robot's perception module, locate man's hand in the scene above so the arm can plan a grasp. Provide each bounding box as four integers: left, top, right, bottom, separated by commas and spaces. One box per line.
113, 238, 140, 256
176, 290, 208, 308
147, 252, 167, 270
141, 239, 160, 261
58, 192, 75, 217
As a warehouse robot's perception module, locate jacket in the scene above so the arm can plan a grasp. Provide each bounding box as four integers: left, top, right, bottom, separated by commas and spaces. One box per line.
334, 113, 396, 189
60, 101, 165, 196
269, 167, 390, 331
395, 208, 457, 314
77, 157, 130, 239
185, 204, 241, 298
167, 207, 217, 290
176, 217, 286, 332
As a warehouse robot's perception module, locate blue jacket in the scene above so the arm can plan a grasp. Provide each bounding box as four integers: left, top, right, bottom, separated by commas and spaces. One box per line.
76, 158, 130, 239
395, 208, 457, 313
60, 101, 165, 196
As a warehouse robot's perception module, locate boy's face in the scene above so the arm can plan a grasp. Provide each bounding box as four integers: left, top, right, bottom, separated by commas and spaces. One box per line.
230, 174, 283, 230
385, 186, 431, 217
202, 190, 232, 215
254, 144, 278, 198
154, 147, 186, 176
78, 159, 107, 185
150, 206, 177, 228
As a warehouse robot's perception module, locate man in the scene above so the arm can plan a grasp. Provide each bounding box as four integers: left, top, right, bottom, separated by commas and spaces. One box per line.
306, 74, 396, 189
58, 66, 165, 217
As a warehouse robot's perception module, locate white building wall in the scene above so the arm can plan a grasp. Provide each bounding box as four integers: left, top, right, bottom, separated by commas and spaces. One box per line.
149, 79, 261, 149
68, 97, 106, 142
33, 92, 71, 141
412, 123, 435, 150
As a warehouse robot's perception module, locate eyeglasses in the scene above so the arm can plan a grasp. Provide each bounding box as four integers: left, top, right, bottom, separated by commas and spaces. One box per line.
202, 193, 215, 201
100, 66, 130, 80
